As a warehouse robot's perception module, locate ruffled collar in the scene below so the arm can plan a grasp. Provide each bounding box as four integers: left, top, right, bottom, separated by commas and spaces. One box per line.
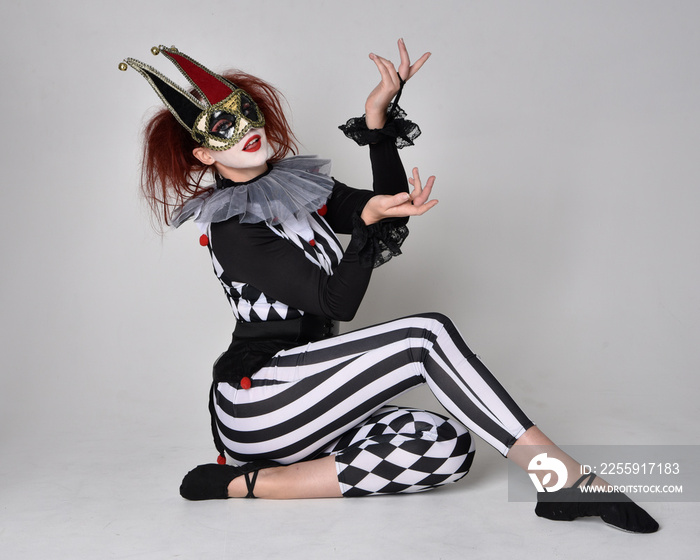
171, 155, 334, 227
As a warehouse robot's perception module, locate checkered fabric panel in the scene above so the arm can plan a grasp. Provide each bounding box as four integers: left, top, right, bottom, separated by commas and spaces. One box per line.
328, 406, 475, 497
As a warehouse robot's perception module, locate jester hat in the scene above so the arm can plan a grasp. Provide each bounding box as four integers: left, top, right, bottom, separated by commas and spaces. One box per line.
120, 45, 265, 150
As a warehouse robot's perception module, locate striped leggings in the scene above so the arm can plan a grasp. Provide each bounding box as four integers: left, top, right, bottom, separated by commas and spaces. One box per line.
213, 313, 534, 496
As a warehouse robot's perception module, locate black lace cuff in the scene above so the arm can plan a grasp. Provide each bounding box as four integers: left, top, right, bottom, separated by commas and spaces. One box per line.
350, 212, 409, 268
338, 104, 421, 149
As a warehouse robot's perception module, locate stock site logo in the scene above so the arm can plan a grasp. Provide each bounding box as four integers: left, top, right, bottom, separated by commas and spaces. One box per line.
527, 453, 568, 492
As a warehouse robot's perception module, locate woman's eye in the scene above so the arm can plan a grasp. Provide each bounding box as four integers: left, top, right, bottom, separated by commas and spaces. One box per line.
211, 118, 234, 136
240, 96, 258, 120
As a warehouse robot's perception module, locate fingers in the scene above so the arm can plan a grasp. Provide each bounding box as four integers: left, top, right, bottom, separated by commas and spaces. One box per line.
371, 39, 431, 84
369, 53, 400, 90
362, 186, 438, 225
386, 192, 412, 209
397, 38, 411, 78
411, 197, 439, 216
413, 176, 436, 207
388, 167, 438, 217
407, 167, 425, 196
396, 38, 431, 81
407, 51, 431, 80
407, 167, 436, 207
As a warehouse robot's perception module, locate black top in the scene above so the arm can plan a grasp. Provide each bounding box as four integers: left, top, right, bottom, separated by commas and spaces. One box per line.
204, 135, 411, 385
209, 138, 409, 323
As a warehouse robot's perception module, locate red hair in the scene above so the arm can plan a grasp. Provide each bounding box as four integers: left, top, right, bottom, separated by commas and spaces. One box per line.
140, 71, 299, 227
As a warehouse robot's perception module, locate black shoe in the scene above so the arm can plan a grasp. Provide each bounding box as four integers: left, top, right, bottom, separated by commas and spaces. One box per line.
180, 460, 279, 501
535, 473, 659, 533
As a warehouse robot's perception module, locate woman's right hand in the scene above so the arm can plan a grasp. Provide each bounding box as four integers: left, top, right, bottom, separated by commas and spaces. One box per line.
360, 168, 438, 225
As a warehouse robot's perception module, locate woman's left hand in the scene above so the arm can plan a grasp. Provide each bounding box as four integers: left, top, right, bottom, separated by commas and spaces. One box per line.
365, 38, 431, 129
360, 167, 438, 225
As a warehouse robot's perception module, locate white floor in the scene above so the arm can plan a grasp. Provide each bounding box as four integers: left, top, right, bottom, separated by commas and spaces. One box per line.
2, 395, 697, 560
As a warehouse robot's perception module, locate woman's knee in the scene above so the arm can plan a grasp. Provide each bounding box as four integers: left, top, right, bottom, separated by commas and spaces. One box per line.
334, 408, 475, 496
413, 311, 455, 331
392, 408, 476, 480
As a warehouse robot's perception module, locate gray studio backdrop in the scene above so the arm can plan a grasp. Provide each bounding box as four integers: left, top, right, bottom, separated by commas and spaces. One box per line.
1, 0, 698, 465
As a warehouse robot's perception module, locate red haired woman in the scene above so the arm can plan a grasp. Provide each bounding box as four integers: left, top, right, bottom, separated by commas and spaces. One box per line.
123, 40, 658, 532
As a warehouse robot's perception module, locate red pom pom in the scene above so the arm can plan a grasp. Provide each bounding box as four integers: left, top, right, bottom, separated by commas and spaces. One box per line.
199, 234, 209, 246
240, 377, 252, 390
318, 204, 327, 216
217, 454, 226, 465
309, 239, 316, 247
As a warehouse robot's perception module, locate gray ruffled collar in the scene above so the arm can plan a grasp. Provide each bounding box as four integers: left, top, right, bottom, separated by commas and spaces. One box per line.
171, 155, 334, 227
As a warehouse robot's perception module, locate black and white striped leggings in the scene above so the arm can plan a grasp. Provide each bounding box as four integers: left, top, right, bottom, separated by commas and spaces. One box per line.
213, 313, 534, 496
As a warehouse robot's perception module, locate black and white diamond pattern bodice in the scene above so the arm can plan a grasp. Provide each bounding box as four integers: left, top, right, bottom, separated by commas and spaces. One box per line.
207, 211, 344, 323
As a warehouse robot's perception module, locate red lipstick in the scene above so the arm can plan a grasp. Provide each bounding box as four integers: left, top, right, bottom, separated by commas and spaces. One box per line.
243, 134, 261, 152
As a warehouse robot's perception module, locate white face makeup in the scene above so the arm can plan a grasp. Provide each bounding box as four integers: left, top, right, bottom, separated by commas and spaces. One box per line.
207, 127, 270, 181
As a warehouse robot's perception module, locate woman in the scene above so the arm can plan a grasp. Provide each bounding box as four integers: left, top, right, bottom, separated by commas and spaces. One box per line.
122, 40, 658, 532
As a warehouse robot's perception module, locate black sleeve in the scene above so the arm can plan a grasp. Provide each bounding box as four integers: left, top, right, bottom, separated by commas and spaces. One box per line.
210, 218, 372, 322
324, 137, 409, 234
209, 138, 411, 320
369, 136, 410, 196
